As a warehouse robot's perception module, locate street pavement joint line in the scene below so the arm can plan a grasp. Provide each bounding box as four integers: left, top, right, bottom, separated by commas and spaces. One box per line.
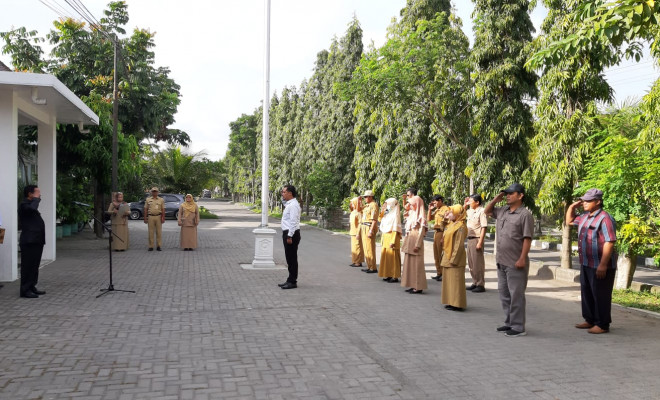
321, 307, 434, 398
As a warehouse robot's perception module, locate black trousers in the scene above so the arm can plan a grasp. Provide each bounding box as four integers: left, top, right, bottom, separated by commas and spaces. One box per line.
283, 229, 301, 284
580, 265, 616, 330
20, 243, 44, 295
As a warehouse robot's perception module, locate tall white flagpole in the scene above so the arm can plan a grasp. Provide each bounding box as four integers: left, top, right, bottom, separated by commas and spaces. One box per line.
248, 0, 277, 269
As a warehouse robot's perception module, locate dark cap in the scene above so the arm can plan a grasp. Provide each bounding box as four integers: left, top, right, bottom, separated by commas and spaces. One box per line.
580, 188, 603, 201
502, 183, 525, 194
469, 194, 483, 204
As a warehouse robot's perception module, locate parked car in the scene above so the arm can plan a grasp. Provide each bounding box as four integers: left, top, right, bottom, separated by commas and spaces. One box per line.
128, 193, 185, 220
202, 189, 212, 198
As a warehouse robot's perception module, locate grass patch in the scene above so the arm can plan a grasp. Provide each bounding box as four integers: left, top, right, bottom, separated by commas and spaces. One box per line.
612, 289, 660, 313
199, 206, 219, 219
242, 203, 283, 219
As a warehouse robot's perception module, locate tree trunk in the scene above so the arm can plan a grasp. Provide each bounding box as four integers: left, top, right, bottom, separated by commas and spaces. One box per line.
560, 202, 572, 269
614, 251, 636, 289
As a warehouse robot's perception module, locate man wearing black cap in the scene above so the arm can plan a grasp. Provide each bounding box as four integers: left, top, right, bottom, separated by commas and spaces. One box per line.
566, 188, 617, 334
485, 183, 534, 337
464, 194, 488, 292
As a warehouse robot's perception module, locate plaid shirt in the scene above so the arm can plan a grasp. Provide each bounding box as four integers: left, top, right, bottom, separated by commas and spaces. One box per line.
573, 209, 617, 269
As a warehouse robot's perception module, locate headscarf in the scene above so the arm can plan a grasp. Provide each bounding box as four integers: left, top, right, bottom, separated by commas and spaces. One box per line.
112, 192, 123, 207
444, 204, 466, 237
405, 195, 426, 230
380, 198, 402, 233
182, 194, 197, 217
349, 197, 362, 213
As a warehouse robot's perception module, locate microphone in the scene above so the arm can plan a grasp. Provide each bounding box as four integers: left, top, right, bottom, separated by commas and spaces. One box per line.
72, 201, 91, 207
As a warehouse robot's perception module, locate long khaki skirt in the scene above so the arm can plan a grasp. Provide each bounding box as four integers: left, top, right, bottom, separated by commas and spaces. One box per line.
441, 266, 467, 308
111, 223, 129, 250
180, 226, 198, 249
401, 253, 428, 290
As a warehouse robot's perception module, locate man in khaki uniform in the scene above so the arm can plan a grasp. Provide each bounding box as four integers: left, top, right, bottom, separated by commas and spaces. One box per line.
427, 195, 450, 281
144, 187, 165, 251
465, 194, 488, 292
360, 190, 379, 273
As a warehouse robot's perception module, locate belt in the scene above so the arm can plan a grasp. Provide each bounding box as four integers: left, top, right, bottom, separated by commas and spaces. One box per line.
149, 213, 161, 216
467, 236, 479, 239
361, 222, 373, 226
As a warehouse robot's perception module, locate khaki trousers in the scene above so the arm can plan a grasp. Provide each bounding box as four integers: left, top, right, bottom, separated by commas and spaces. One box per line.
148, 215, 163, 248
360, 224, 377, 271
433, 230, 444, 276
351, 234, 364, 265
467, 237, 486, 286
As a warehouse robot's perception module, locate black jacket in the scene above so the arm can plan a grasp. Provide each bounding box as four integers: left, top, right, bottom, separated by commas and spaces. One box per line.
19, 198, 45, 245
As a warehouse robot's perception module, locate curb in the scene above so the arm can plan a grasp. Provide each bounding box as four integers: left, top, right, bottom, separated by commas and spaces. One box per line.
613, 303, 660, 320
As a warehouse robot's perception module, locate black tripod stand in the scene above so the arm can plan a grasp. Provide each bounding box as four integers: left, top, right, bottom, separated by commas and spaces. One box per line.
93, 214, 135, 298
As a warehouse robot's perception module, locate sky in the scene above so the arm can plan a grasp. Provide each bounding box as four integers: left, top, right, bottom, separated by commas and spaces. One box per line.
1, 1, 658, 161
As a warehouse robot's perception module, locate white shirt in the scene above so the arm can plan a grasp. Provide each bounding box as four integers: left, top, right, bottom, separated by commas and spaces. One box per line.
281, 198, 301, 236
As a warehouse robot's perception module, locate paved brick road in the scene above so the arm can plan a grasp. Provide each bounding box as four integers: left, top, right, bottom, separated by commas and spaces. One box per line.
0, 201, 658, 399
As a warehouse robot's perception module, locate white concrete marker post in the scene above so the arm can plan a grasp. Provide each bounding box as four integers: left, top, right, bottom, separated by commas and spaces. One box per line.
249, 0, 277, 269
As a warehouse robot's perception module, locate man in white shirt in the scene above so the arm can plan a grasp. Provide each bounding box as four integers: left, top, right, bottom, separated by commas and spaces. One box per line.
278, 185, 301, 289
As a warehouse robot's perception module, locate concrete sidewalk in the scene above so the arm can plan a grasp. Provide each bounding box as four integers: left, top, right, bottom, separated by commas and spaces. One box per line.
0, 201, 658, 399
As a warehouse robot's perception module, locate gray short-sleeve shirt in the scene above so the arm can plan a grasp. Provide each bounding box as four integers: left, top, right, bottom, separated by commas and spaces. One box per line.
493, 205, 535, 267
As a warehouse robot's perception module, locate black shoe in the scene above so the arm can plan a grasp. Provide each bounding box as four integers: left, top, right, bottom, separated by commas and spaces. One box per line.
435, 275, 443, 281
389, 278, 399, 283
361, 268, 370, 272
352, 264, 363, 268
444, 305, 454, 310
472, 286, 485, 293
148, 248, 153, 251
281, 282, 297, 290
156, 247, 162, 251
20, 292, 38, 298
505, 329, 527, 337
405, 288, 414, 292
366, 269, 378, 274
496, 326, 512, 332
277, 282, 288, 287
410, 289, 423, 294
31, 288, 46, 295
449, 306, 464, 312
383, 277, 392, 282
466, 284, 477, 291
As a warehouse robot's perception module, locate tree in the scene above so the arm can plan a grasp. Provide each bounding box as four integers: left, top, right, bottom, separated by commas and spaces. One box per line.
347, 2, 472, 201
143, 146, 214, 194
471, 0, 538, 194
1, 1, 185, 236
225, 112, 259, 203
523, 0, 614, 269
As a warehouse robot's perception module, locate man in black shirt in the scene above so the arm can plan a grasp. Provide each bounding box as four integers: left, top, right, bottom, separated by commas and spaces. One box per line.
18, 185, 46, 298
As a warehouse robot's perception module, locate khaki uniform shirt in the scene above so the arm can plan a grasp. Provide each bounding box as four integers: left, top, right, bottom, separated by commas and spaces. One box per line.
431, 205, 450, 231
349, 210, 361, 236
493, 205, 534, 267
466, 206, 488, 238
362, 202, 378, 234
145, 196, 165, 216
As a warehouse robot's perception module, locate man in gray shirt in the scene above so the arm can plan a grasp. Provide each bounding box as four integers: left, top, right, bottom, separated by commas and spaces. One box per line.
484, 183, 534, 337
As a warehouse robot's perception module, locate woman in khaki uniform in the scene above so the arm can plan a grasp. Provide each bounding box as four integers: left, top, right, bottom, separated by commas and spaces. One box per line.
348, 197, 364, 267
378, 198, 402, 282
108, 192, 130, 251
401, 195, 427, 294
441, 204, 468, 311
178, 194, 200, 251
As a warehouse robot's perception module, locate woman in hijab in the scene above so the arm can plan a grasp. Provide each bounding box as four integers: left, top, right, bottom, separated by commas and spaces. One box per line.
441, 204, 468, 311
401, 194, 428, 294
107, 192, 130, 251
178, 194, 200, 251
349, 196, 365, 268
378, 198, 402, 282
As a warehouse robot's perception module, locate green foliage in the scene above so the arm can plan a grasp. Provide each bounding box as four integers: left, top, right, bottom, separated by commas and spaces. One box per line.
306, 163, 344, 210
142, 146, 218, 195
198, 206, 218, 219
612, 289, 660, 313
527, 0, 660, 69
471, 0, 538, 195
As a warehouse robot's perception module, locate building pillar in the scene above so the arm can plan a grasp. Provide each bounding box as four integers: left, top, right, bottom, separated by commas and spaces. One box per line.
0, 89, 18, 281
37, 116, 57, 262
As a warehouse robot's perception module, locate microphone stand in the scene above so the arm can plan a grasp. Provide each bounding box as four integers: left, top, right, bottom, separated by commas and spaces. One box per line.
74, 203, 135, 297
